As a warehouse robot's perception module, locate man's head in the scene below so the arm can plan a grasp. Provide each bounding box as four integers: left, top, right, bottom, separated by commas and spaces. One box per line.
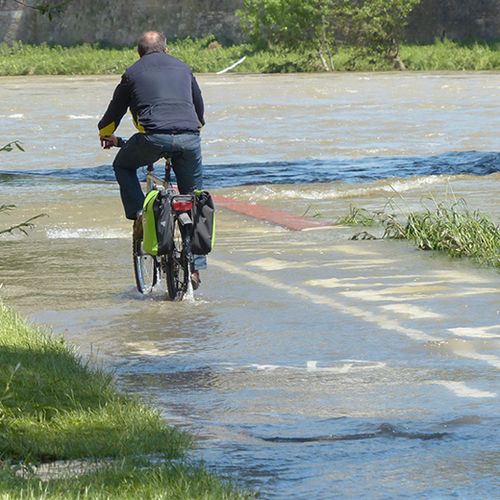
138, 31, 167, 57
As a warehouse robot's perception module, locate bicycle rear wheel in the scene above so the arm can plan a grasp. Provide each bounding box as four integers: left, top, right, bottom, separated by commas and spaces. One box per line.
165, 219, 192, 300
133, 237, 158, 294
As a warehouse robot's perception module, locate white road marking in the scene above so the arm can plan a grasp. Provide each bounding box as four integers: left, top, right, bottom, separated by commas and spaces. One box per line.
380, 303, 444, 319
211, 257, 437, 342
210, 257, 500, 377
449, 325, 500, 339
431, 381, 497, 398
220, 360, 386, 373
451, 347, 500, 370
125, 342, 178, 356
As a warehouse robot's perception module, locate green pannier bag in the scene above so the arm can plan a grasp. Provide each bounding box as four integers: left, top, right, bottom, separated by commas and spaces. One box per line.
142, 190, 174, 256
191, 190, 215, 255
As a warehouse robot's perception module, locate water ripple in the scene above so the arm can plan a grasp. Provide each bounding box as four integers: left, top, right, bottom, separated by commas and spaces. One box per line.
1, 151, 499, 188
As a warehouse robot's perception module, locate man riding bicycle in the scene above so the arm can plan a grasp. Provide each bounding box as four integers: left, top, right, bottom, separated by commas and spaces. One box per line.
98, 30, 206, 289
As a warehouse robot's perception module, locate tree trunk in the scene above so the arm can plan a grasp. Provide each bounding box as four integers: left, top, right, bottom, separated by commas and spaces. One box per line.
318, 45, 330, 71
392, 39, 406, 70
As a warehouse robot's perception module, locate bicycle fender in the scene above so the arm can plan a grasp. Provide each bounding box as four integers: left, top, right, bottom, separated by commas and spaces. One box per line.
178, 212, 193, 226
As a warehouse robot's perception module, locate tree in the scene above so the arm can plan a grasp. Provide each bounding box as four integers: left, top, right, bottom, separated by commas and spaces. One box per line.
237, 0, 421, 70
238, 0, 350, 71
348, 0, 421, 70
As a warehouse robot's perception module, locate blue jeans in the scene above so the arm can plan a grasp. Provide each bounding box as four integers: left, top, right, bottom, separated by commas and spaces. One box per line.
113, 132, 207, 270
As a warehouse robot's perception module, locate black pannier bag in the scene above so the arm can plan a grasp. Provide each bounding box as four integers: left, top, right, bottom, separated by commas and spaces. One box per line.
191, 190, 215, 255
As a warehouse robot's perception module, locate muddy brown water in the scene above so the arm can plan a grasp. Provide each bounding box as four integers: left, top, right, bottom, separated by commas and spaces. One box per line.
2, 72, 500, 498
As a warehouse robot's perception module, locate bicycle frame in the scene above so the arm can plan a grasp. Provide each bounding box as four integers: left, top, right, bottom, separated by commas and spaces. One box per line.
146, 158, 175, 194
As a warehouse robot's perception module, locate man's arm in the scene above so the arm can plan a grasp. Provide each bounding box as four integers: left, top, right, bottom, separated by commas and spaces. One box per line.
191, 76, 205, 129
98, 76, 131, 137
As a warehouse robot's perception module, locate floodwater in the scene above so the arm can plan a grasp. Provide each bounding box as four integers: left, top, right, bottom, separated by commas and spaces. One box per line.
2, 72, 500, 499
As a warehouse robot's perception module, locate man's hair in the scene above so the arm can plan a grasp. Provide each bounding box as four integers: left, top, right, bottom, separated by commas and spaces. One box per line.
138, 31, 167, 57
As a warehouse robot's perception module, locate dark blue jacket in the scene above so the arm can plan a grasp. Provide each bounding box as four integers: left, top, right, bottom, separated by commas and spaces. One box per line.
98, 52, 205, 137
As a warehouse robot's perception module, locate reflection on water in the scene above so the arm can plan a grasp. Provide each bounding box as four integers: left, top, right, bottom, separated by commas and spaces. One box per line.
1, 73, 500, 498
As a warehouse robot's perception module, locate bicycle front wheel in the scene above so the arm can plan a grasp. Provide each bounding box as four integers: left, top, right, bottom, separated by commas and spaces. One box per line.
165, 220, 192, 300
133, 237, 158, 294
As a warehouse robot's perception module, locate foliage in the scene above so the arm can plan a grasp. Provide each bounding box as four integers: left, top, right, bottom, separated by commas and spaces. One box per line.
346, 0, 421, 69
0, 41, 138, 75
11, 0, 74, 20
238, 0, 421, 70
0, 204, 45, 236
4, 37, 500, 74
168, 36, 251, 74
237, 0, 350, 71
1, 143, 46, 236
386, 197, 500, 267
339, 195, 500, 268
401, 38, 500, 71
336, 204, 383, 227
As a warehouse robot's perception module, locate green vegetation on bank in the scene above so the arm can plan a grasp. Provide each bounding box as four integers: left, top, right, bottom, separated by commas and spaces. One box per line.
0, 302, 252, 499
238, 0, 420, 70
337, 195, 500, 268
2, 37, 500, 75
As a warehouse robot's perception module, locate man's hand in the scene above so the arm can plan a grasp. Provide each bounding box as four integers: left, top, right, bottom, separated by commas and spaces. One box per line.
100, 134, 119, 149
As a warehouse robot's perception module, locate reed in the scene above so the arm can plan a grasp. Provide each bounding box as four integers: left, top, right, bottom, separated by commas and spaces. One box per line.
339, 196, 500, 268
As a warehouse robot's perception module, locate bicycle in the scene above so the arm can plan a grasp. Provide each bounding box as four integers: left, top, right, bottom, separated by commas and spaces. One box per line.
133, 156, 195, 301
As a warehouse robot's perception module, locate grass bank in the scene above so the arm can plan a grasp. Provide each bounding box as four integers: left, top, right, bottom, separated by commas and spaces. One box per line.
0, 301, 252, 499
2, 37, 500, 75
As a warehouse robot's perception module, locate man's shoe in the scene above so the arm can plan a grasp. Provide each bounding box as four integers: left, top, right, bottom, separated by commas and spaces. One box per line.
191, 270, 200, 290
133, 215, 143, 240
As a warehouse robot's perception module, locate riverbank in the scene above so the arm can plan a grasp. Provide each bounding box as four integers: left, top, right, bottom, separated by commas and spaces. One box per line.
1, 37, 500, 75
0, 301, 252, 499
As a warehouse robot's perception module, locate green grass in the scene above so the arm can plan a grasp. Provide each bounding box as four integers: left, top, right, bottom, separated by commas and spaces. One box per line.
0, 302, 253, 499
0, 459, 252, 499
338, 195, 500, 268
4, 37, 500, 75
0, 37, 318, 75
401, 38, 500, 71
0, 302, 187, 461
0, 41, 138, 75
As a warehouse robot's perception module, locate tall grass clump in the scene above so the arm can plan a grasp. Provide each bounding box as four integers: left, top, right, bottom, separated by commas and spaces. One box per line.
339, 195, 500, 268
